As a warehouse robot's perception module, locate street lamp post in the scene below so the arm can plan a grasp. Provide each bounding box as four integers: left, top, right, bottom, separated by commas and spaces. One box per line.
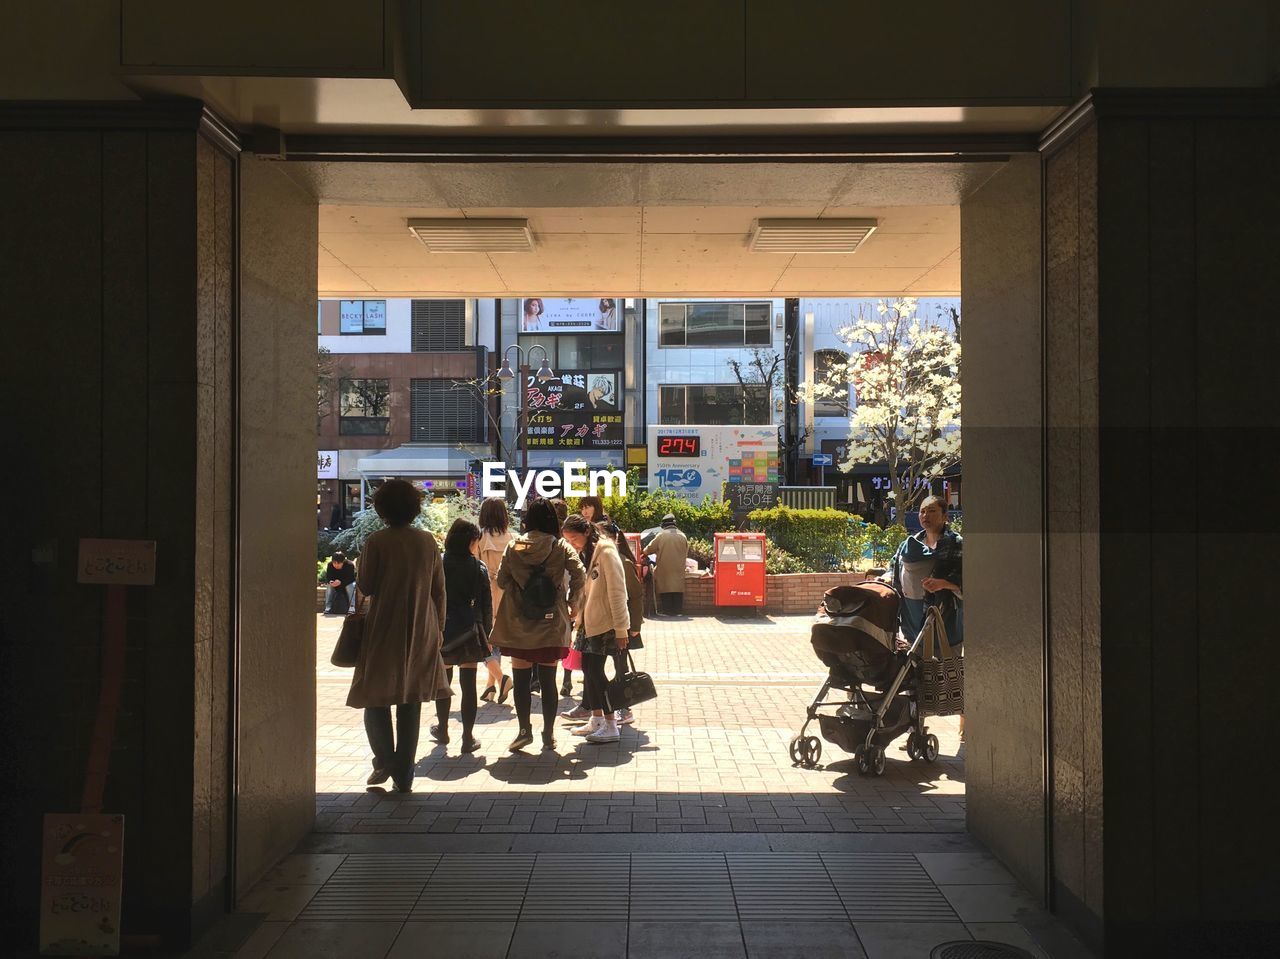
496, 343, 554, 474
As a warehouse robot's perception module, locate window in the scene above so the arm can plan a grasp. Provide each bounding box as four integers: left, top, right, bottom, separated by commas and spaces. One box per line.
339, 379, 391, 435
339, 300, 386, 335
516, 333, 624, 371
658, 302, 772, 347
410, 379, 484, 444
813, 349, 851, 416
659, 384, 771, 425
411, 299, 466, 351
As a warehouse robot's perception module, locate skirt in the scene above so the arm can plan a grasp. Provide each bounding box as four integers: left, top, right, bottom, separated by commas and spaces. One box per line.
498, 645, 568, 665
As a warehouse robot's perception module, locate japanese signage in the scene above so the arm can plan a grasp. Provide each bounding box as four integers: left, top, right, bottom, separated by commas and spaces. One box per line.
525, 370, 625, 449
726, 482, 779, 514
520, 297, 621, 333
40, 813, 125, 955
647, 425, 779, 503
77, 539, 157, 587
317, 450, 338, 479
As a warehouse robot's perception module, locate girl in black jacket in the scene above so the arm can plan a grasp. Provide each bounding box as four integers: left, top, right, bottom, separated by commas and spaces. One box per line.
431, 519, 493, 754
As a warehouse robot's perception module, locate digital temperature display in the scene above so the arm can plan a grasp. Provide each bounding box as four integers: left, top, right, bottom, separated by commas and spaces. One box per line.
657, 436, 701, 458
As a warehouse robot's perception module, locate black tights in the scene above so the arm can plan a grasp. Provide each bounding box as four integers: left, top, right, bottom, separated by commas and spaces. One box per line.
435, 666, 477, 738
512, 664, 558, 733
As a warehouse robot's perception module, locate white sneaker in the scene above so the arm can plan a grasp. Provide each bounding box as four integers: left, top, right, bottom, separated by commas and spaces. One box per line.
616, 708, 635, 725
572, 716, 604, 736
585, 722, 621, 744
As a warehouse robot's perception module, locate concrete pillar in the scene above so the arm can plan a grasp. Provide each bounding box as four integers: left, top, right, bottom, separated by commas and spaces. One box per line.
959, 155, 1048, 900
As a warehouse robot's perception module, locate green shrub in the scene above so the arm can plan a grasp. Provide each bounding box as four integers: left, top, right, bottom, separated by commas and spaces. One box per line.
745, 504, 868, 572
329, 492, 476, 555
601, 470, 736, 540
866, 523, 909, 567
765, 545, 809, 574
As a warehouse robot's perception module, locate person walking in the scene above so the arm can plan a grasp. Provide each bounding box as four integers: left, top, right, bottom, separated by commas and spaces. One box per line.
649, 513, 689, 616
489, 499, 586, 752
322, 550, 357, 615
430, 519, 493, 754
883, 494, 964, 737
347, 480, 449, 793
560, 517, 630, 744
477, 497, 515, 704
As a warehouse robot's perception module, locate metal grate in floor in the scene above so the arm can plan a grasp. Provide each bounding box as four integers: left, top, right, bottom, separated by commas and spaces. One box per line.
726, 852, 848, 921
822, 852, 959, 922
293, 851, 959, 924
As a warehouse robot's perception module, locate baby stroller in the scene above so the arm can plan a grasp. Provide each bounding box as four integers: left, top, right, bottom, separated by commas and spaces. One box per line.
788, 581, 941, 776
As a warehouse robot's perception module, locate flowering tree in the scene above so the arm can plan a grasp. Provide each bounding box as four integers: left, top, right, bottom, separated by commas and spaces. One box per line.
802, 298, 960, 525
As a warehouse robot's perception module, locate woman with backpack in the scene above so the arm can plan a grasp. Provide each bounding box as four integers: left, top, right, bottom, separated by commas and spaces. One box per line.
489, 499, 587, 751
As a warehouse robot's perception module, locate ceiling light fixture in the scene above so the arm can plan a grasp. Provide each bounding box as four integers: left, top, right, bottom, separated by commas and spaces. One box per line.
748, 218, 878, 254
407, 218, 534, 253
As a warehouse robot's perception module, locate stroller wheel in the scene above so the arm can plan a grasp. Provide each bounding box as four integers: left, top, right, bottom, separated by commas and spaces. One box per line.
855, 747, 872, 775
905, 734, 921, 760
803, 736, 822, 768
788, 736, 805, 765
871, 746, 887, 776
922, 733, 940, 763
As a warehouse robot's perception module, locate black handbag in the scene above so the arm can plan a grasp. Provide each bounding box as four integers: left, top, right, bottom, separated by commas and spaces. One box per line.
607, 650, 657, 709
441, 561, 491, 667
330, 593, 366, 668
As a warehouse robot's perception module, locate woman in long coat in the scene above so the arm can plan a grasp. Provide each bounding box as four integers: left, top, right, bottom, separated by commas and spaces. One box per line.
348, 479, 450, 792
489, 499, 586, 752
648, 513, 689, 615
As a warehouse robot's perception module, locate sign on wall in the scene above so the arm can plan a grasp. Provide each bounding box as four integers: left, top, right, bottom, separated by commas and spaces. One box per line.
40, 813, 125, 956
525, 370, 624, 449
317, 450, 338, 479
520, 297, 621, 333
77, 539, 157, 587
726, 482, 779, 514
647, 425, 779, 502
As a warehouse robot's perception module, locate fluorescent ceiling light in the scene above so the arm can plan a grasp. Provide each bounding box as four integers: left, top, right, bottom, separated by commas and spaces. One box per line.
749, 218, 878, 254
408, 218, 534, 252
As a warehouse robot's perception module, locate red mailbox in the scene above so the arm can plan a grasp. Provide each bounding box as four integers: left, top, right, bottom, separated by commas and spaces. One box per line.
714, 532, 767, 608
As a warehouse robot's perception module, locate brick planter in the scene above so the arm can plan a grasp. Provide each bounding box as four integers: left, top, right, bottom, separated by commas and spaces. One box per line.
681, 570, 869, 615
321, 573, 870, 615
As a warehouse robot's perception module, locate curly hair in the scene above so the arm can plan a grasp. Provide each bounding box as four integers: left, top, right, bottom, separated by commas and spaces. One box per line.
372, 479, 423, 527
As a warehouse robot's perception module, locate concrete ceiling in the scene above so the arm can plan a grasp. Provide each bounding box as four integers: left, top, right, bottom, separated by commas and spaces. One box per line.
284, 160, 990, 297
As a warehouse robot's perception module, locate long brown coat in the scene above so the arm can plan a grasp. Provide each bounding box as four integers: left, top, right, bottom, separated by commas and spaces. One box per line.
490, 531, 586, 652
649, 526, 689, 594
346, 526, 451, 708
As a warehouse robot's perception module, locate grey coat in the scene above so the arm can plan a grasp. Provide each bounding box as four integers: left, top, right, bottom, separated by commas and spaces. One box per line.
490, 531, 586, 652
649, 526, 689, 594
346, 526, 451, 709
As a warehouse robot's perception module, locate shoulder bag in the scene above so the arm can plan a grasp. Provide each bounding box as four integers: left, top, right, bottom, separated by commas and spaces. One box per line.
607, 650, 657, 710
441, 560, 491, 666
330, 590, 367, 668
917, 605, 964, 716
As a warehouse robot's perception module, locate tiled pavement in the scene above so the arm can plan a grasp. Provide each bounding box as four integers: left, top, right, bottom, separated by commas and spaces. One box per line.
315, 613, 965, 835
199, 615, 1095, 958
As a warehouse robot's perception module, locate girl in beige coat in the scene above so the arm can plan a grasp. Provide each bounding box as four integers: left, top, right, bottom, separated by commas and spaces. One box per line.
477, 497, 515, 703
347, 480, 450, 793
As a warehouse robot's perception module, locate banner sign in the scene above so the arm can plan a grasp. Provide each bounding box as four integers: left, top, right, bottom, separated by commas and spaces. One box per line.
317, 450, 338, 479
40, 813, 125, 956
525, 370, 624, 449
520, 297, 621, 333
726, 482, 779, 514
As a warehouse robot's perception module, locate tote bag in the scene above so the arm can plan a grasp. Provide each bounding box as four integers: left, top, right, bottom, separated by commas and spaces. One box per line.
917, 605, 964, 716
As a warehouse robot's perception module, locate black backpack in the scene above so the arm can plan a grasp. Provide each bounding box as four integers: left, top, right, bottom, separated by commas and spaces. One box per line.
517, 559, 560, 621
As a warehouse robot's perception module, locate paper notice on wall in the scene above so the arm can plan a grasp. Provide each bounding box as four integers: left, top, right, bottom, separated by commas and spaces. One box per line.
77, 539, 156, 586
40, 813, 124, 956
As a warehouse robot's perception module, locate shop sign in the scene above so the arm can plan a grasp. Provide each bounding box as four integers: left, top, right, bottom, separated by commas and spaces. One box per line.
40, 813, 125, 955
317, 450, 338, 479
524, 370, 624, 449
519, 297, 620, 333
77, 539, 156, 587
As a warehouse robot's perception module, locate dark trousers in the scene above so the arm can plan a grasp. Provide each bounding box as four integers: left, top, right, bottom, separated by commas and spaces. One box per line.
364, 703, 422, 782
659, 592, 684, 615
580, 650, 613, 713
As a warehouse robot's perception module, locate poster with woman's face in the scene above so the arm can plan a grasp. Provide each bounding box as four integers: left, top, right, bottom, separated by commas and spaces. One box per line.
521, 297, 621, 332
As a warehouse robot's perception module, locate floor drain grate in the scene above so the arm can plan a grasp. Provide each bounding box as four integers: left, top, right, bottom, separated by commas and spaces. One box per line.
931, 943, 1035, 959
